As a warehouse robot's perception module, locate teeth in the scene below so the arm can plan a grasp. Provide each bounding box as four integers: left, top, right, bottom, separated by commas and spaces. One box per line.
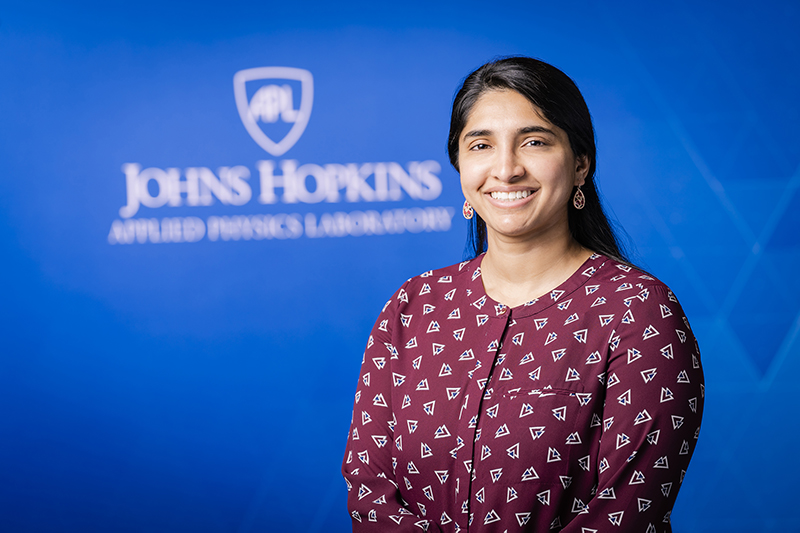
490, 190, 533, 201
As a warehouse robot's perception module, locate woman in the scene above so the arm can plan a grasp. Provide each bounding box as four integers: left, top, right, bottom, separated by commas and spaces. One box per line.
342, 57, 703, 532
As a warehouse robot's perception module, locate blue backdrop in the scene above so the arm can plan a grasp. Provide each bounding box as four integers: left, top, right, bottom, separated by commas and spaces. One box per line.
1, 1, 798, 531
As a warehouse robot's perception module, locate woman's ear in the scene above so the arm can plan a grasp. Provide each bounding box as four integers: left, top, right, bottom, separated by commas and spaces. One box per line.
575, 155, 590, 186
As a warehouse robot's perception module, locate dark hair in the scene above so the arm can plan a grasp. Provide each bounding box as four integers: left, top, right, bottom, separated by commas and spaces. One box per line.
448, 56, 629, 263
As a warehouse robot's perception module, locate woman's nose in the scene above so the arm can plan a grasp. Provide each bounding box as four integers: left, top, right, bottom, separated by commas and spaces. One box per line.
492, 146, 525, 182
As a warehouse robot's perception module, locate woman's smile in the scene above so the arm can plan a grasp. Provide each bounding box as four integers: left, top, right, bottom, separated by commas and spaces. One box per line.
488, 189, 535, 201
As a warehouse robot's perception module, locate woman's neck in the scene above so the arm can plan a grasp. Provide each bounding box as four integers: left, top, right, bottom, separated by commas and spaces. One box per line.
480, 232, 593, 308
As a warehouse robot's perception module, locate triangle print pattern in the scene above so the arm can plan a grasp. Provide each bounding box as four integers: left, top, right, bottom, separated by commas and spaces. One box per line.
343, 254, 703, 532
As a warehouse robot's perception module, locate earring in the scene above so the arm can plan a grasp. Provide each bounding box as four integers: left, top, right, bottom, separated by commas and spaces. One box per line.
462, 200, 474, 219
573, 186, 585, 210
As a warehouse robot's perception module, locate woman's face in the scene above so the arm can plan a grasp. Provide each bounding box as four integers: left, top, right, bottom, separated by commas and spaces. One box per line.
458, 89, 588, 247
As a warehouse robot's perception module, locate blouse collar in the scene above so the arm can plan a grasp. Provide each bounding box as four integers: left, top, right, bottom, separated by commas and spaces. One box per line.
463, 253, 608, 319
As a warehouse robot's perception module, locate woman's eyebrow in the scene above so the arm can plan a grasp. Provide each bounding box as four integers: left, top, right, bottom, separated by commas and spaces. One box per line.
462, 129, 492, 139
462, 125, 557, 139
518, 125, 556, 136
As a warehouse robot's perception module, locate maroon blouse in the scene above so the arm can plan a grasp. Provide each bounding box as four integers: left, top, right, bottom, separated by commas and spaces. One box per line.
343, 253, 703, 532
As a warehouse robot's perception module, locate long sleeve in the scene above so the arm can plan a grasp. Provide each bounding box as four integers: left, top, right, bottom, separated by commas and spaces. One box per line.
559, 284, 704, 532
342, 285, 444, 532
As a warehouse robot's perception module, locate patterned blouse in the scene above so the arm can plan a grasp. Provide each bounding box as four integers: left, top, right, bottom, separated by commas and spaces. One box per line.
343, 253, 703, 532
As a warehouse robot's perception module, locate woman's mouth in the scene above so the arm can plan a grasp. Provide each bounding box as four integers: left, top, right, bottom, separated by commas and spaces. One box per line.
489, 190, 534, 201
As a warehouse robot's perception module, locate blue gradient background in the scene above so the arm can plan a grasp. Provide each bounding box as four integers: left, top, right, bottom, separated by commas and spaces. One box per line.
1, 1, 798, 531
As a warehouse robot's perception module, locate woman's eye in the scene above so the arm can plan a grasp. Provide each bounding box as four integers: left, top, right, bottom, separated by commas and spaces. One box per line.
525, 139, 544, 147
470, 143, 490, 151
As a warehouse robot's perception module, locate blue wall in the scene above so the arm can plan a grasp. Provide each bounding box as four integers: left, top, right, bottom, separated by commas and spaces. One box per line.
1, 1, 798, 531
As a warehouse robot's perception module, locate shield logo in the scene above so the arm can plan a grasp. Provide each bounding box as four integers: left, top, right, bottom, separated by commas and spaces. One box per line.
233, 67, 313, 157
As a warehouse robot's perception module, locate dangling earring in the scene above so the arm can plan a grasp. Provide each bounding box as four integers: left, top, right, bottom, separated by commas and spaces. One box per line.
573, 186, 585, 210
462, 200, 474, 219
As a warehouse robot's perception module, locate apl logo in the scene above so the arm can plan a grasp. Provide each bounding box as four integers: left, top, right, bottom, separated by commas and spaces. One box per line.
111, 67, 452, 244
233, 67, 313, 157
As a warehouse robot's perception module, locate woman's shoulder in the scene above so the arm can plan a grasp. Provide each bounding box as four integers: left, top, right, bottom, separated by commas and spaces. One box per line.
590, 255, 690, 320
593, 256, 675, 293
409, 257, 481, 286
383, 256, 482, 308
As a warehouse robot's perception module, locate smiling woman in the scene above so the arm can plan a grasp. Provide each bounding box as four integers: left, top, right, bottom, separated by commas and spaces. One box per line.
457, 89, 592, 307
448, 58, 623, 266
342, 57, 704, 532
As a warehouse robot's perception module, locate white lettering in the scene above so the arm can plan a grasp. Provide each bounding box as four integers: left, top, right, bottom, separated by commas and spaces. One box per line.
118, 164, 180, 218
323, 164, 355, 203
258, 159, 293, 204
207, 214, 303, 241
185, 167, 230, 205
249, 84, 298, 123
387, 162, 420, 200
119, 163, 141, 218
304, 207, 454, 238
289, 163, 331, 204
218, 166, 252, 206
109, 208, 452, 244
108, 216, 206, 244
410, 160, 443, 200
119, 164, 253, 217
348, 163, 377, 202
119, 159, 443, 215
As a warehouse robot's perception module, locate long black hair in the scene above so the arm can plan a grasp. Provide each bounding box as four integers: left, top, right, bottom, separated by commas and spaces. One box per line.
448, 56, 629, 263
